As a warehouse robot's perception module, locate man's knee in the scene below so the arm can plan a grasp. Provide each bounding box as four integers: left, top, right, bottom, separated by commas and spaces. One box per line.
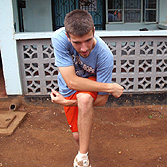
77, 93, 94, 107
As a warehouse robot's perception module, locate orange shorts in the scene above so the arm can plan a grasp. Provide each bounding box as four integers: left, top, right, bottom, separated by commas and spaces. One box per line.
64, 77, 97, 132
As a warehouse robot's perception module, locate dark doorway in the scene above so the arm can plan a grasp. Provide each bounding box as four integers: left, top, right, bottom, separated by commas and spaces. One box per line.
0, 52, 7, 97
52, 0, 105, 30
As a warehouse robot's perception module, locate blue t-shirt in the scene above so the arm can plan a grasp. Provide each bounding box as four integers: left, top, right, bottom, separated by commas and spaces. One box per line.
51, 27, 113, 97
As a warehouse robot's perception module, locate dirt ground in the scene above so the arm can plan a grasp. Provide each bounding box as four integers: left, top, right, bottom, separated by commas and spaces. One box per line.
0, 98, 167, 167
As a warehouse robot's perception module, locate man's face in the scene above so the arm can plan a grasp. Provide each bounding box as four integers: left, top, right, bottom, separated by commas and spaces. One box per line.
67, 30, 96, 58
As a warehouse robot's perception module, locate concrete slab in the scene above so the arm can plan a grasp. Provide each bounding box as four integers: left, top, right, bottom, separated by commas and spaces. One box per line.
0, 113, 16, 129
0, 111, 27, 136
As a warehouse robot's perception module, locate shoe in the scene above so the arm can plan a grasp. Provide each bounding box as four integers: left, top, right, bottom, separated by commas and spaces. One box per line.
73, 156, 91, 167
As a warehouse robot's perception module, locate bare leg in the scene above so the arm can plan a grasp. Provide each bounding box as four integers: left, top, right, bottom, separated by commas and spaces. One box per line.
77, 93, 94, 154
73, 132, 79, 150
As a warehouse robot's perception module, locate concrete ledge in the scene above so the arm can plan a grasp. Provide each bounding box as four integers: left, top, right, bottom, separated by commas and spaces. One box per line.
15, 30, 167, 40
106, 92, 167, 107
157, 23, 167, 30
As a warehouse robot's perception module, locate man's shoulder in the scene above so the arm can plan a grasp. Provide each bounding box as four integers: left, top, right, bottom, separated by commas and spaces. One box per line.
95, 35, 112, 55
52, 27, 66, 39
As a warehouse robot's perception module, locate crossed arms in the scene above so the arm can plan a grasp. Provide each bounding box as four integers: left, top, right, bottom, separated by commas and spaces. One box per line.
50, 65, 124, 107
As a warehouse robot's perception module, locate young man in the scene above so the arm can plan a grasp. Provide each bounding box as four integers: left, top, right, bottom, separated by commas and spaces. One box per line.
50, 9, 123, 167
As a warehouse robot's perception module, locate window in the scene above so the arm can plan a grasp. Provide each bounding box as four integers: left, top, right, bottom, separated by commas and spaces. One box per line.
107, 0, 158, 23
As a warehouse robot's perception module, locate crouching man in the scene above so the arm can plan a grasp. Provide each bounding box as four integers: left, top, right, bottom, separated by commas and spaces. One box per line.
50, 9, 123, 167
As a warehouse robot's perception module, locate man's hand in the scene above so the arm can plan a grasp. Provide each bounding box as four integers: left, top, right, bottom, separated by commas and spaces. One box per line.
111, 83, 124, 98
50, 89, 77, 106
50, 89, 66, 105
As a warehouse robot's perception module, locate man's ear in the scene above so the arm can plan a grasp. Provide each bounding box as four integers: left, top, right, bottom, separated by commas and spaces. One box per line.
65, 32, 71, 42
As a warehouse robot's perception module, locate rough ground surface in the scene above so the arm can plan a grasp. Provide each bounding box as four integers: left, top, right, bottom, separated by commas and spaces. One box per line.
0, 98, 167, 167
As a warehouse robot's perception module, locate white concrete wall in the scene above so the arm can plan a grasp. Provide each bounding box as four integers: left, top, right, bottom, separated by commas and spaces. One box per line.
0, 0, 22, 95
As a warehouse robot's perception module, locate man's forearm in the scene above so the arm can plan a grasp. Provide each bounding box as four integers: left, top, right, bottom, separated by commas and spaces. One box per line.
63, 99, 78, 106
50, 90, 77, 106
58, 66, 123, 98
69, 77, 123, 98
62, 94, 108, 107
65, 74, 112, 93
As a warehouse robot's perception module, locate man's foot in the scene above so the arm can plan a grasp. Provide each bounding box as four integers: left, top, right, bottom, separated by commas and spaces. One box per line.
73, 156, 91, 167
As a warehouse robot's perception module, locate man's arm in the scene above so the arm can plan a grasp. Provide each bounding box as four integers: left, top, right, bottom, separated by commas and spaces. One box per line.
50, 90, 77, 106
50, 90, 109, 107
58, 66, 123, 98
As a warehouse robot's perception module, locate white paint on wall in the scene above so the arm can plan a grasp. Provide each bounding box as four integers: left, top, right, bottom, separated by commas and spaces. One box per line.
0, 0, 22, 95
